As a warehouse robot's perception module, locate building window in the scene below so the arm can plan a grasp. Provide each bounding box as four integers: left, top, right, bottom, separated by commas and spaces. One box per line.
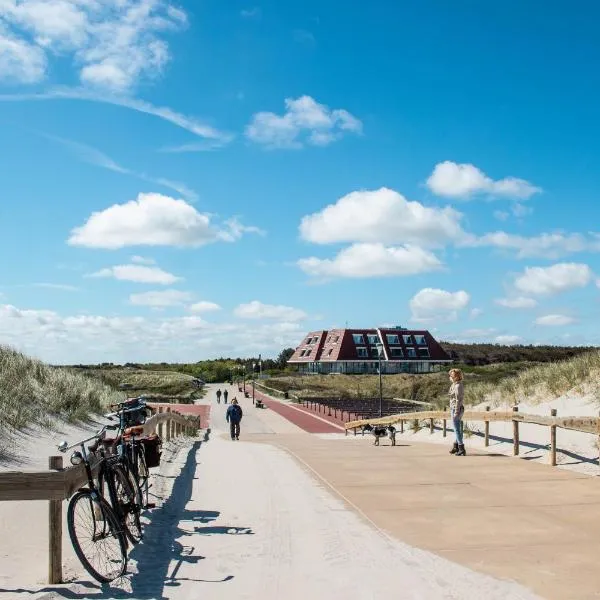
356, 346, 368, 358
386, 334, 400, 345
403, 335, 413, 344
406, 347, 416, 358
334, 335, 339, 343
371, 346, 381, 358
418, 348, 430, 358
414, 335, 426, 346
390, 347, 403, 358
353, 333, 364, 344
299, 350, 306, 357
327, 349, 333, 356
305, 349, 312, 357
367, 334, 380, 345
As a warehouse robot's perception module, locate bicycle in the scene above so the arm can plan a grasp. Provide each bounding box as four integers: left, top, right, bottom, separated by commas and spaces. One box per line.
58, 425, 129, 583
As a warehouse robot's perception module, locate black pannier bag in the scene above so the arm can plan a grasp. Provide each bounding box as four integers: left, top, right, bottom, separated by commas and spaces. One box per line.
142, 435, 162, 468
123, 398, 150, 427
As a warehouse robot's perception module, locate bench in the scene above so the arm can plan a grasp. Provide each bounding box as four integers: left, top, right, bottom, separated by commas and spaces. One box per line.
255, 399, 265, 409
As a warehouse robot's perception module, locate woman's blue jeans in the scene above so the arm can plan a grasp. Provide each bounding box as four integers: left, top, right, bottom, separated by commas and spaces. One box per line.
452, 409, 464, 445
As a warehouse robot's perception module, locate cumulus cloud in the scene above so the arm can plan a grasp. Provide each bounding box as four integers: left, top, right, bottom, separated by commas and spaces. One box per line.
409, 288, 470, 323
534, 314, 576, 326
426, 161, 541, 200
494, 296, 538, 309
513, 263, 593, 296
89, 264, 181, 285
245, 95, 362, 149
495, 335, 523, 344
131, 255, 155, 265
468, 231, 600, 259
469, 308, 483, 319
189, 301, 221, 313
0, 0, 188, 92
299, 187, 466, 247
234, 301, 308, 322
0, 302, 304, 364
298, 243, 442, 279
68, 193, 259, 249
129, 290, 192, 307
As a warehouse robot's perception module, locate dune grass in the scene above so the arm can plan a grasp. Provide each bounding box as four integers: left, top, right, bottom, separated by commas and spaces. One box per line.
467, 350, 600, 408
0, 345, 125, 434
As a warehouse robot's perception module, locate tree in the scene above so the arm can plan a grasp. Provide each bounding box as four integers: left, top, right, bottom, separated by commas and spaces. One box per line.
276, 348, 295, 369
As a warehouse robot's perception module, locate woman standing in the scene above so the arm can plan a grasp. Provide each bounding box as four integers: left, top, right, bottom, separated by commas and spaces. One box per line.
448, 368, 466, 456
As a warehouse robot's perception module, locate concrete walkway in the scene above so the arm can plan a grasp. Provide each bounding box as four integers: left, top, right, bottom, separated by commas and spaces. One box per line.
248, 430, 600, 600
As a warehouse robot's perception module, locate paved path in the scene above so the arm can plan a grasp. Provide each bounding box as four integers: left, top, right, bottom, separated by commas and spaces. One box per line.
114, 385, 537, 600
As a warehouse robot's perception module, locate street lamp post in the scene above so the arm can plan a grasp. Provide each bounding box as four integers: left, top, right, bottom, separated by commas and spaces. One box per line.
377, 343, 383, 417
252, 361, 256, 405
243, 364, 246, 393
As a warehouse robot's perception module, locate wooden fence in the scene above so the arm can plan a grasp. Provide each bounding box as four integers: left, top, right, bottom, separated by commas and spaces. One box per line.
0, 408, 200, 585
345, 406, 600, 467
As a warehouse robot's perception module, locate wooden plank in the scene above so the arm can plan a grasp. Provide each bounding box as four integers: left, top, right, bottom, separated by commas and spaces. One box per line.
513, 406, 519, 456
0, 470, 65, 501
484, 406, 490, 446
550, 409, 557, 467
48, 456, 63, 585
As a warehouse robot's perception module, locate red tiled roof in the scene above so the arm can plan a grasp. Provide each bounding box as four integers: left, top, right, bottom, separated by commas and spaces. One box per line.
288, 328, 451, 362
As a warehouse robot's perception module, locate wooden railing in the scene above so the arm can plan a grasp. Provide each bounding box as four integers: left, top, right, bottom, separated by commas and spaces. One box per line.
345, 406, 600, 466
0, 408, 200, 585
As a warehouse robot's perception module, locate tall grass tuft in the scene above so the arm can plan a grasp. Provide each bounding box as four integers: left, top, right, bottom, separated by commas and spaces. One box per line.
0, 344, 125, 433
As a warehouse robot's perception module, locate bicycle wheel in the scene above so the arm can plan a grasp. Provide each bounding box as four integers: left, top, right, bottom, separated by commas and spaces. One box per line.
109, 463, 143, 545
67, 490, 127, 583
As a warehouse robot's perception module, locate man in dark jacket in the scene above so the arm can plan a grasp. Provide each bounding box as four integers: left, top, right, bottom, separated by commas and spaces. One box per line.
223, 388, 228, 404
226, 398, 243, 440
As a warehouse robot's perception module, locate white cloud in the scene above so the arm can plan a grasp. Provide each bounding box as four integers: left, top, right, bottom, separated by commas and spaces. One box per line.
33, 283, 79, 292
89, 264, 181, 285
131, 255, 155, 265
299, 188, 467, 247
68, 193, 259, 249
298, 243, 442, 279
426, 161, 542, 200
129, 290, 192, 307
458, 328, 497, 339
42, 133, 198, 200
494, 296, 538, 309
409, 288, 470, 323
0, 87, 233, 143
0, 0, 189, 93
469, 308, 483, 319
514, 263, 593, 296
495, 335, 523, 344
0, 302, 304, 364
189, 301, 221, 313
0, 24, 46, 83
469, 231, 600, 259
493, 210, 509, 221
245, 95, 362, 149
534, 314, 576, 326
234, 300, 308, 322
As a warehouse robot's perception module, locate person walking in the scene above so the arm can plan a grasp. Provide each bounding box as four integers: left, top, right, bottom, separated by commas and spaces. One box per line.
226, 398, 243, 440
216, 388, 222, 404
223, 388, 229, 404
448, 368, 466, 456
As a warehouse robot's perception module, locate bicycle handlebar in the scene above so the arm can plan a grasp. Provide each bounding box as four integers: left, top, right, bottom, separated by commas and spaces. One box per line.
58, 423, 119, 453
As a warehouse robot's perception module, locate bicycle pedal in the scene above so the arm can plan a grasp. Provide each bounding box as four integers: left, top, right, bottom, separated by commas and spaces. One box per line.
145, 502, 156, 509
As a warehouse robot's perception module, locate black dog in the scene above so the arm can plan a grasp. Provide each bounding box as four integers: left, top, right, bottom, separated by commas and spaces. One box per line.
362, 423, 396, 446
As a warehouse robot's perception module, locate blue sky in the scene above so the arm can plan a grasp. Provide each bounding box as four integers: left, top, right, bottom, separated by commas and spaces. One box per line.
1, 0, 600, 364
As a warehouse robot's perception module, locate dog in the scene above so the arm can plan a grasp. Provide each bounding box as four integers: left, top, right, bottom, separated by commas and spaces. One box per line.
362, 423, 396, 446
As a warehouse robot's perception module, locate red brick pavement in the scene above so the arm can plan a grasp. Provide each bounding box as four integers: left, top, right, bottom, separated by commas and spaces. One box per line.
149, 403, 211, 429
251, 389, 342, 434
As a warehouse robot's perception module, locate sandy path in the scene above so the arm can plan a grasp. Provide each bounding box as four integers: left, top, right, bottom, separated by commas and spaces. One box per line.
1, 386, 542, 599
107, 385, 539, 600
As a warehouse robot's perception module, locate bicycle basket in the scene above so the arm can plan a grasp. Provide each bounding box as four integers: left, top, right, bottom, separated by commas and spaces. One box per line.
142, 435, 162, 468
124, 404, 149, 427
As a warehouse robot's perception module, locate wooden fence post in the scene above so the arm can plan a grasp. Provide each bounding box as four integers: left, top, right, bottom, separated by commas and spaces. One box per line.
550, 408, 557, 466
48, 456, 63, 585
429, 417, 434, 434
166, 407, 171, 442
512, 406, 519, 456
400, 419, 404, 434
354, 427, 357, 436
158, 405, 164, 439
484, 406, 490, 447
442, 407, 447, 437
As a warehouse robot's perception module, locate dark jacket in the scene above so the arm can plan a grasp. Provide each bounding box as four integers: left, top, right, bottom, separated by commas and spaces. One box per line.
226, 404, 243, 423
